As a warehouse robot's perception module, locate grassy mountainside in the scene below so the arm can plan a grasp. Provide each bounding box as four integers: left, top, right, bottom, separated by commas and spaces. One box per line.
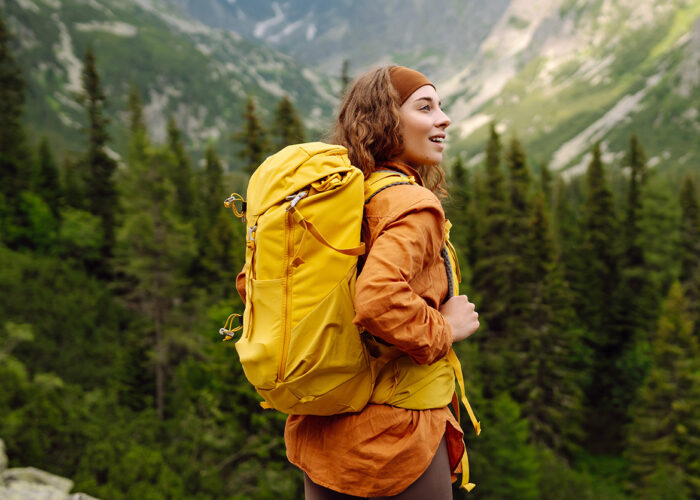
442, 0, 700, 176
3, 0, 336, 166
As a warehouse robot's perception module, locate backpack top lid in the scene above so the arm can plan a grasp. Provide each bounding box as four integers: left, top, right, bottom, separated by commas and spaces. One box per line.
247, 142, 355, 217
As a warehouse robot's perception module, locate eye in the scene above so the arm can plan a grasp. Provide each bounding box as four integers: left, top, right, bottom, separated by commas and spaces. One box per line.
420, 104, 431, 111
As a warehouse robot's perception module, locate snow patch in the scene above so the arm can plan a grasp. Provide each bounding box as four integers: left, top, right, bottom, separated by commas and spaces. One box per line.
306, 23, 317, 41
647, 156, 661, 167
196, 43, 213, 56
58, 112, 79, 128
467, 152, 485, 167
458, 113, 492, 139
254, 72, 286, 98
105, 146, 121, 162
302, 68, 337, 104
448, 64, 517, 125
481, 0, 562, 59
132, 0, 213, 35
267, 19, 303, 43
53, 16, 83, 94
54, 91, 82, 111
75, 21, 137, 37
551, 72, 664, 170
254, 2, 285, 38
16, 0, 39, 12
144, 90, 171, 143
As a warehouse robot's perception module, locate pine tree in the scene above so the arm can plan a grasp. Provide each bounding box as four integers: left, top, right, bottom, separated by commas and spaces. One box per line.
235, 95, 268, 175
626, 282, 700, 498
469, 393, 540, 500
166, 114, 195, 220
115, 88, 196, 418
540, 162, 553, 208
578, 142, 621, 451
446, 156, 472, 286
0, 11, 29, 200
471, 124, 511, 397
605, 136, 657, 451
519, 192, 584, 456
201, 143, 225, 231
61, 155, 85, 211
340, 59, 351, 97
80, 46, 118, 267
273, 95, 305, 149
679, 175, 700, 339
35, 138, 62, 217
506, 135, 534, 313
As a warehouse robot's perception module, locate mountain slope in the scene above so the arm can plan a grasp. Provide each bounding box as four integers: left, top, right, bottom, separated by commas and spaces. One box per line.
2, 0, 336, 164
442, 0, 700, 175
160, 0, 511, 80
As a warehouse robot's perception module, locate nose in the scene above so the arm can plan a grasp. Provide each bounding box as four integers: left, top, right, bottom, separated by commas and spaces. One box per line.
437, 109, 450, 129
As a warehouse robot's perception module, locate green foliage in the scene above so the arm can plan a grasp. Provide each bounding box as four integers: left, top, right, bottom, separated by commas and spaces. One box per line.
167, 114, 196, 220
80, 46, 118, 268
606, 136, 658, 450
575, 143, 624, 451
679, 174, 700, 339
468, 393, 540, 500
235, 95, 270, 175
34, 137, 62, 217
0, 10, 30, 202
1, 191, 58, 251
115, 114, 197, 417
537, 448, 627, 500
273, 95, 305, 149
471, 124, 511, 397
626, 282, 700, 498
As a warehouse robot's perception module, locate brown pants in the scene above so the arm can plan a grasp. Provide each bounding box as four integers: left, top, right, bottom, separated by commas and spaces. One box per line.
303, 437, 453, 500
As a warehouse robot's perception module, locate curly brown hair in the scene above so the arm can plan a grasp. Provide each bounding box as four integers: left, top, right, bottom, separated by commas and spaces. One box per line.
329, 66, 448, 197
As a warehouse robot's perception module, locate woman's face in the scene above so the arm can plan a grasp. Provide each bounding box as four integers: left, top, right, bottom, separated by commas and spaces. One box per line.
395, 85, 451, 167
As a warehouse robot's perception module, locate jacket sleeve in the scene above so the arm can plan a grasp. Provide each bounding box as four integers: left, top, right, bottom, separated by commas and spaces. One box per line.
353, 199, 453, 365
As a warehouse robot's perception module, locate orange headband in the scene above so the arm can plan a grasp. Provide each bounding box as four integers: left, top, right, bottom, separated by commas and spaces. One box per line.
389, 66, 434, 105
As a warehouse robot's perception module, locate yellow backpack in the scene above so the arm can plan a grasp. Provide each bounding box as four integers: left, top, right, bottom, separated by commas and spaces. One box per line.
221, 142, 480, 489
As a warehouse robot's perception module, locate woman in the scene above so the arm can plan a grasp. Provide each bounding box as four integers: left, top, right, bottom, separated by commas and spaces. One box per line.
284, 66, 481, 499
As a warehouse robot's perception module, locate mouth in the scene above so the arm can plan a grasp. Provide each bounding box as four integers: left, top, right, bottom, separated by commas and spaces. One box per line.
429, 135, 446, 144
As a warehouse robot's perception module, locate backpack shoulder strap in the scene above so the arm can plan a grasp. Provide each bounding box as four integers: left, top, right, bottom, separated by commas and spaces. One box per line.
364, 170, 417, 204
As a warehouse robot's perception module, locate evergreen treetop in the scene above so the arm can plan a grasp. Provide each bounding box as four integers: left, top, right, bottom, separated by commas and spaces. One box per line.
273, 95, 305, 150
0, 11, 29, 199
80, 46, 118, 266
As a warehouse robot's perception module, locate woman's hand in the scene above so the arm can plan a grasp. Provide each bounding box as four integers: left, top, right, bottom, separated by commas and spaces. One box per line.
439, 295, 480, 343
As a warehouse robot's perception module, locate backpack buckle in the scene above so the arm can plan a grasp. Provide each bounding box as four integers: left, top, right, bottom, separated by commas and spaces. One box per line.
285, 191, 308, 211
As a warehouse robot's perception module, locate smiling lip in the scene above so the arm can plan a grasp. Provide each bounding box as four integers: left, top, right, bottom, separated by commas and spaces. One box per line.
430, 135, 446, 150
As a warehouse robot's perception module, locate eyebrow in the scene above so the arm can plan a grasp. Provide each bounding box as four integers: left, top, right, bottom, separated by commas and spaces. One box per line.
414, 96, 442, 106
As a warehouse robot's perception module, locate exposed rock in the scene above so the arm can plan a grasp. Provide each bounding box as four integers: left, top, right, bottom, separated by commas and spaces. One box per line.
0, 438, 7, 475
0, 439, 99, 500
2, 467, 73, 492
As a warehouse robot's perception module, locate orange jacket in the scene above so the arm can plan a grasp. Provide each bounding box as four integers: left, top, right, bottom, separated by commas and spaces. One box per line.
282, 161, 463, 496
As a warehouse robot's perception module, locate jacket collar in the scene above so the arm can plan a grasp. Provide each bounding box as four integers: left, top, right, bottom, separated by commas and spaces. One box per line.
375, 160, 424, 186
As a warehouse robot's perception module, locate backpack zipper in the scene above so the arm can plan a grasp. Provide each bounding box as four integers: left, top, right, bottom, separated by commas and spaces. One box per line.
278, 208, 295, 381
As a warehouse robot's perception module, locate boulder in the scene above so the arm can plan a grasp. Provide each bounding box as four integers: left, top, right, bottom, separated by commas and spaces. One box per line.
0, 439, 99, 499
0, 438, 7, 475
2, 467, 73, 492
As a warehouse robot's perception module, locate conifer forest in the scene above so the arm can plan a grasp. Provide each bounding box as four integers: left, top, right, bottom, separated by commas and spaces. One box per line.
2, 8, 700, 500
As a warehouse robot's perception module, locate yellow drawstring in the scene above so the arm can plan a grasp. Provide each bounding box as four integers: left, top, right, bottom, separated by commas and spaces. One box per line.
224, 193, 246, 219
219, 313, 242, 341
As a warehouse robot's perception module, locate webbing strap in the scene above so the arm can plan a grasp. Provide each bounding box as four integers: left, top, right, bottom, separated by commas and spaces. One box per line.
289, 206, 366, 256
447, 349, 481, 435
447, 348, 480, 492
364, 171, 416, 203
